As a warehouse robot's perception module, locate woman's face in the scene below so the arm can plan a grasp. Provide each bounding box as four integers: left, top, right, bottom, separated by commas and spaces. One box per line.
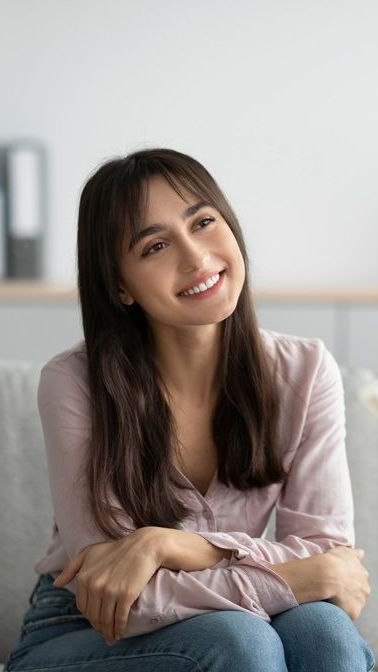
118, 174, 246, 329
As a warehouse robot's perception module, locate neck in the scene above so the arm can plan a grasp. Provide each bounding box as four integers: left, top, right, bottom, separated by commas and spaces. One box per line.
151, 322, 223, 405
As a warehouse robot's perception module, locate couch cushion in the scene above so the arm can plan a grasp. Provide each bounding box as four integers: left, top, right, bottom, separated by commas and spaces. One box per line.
340, 366, 378, 662
0, 359, 54, 665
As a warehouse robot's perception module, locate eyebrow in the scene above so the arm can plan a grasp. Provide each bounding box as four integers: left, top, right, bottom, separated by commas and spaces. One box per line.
128, 200, 212, 252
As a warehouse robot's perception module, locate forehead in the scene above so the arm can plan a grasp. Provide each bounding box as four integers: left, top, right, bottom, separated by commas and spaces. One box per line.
144, 174, 195, 214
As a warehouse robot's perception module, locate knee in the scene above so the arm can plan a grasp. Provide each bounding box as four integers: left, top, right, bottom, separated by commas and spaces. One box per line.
272, 601, 373, 670
284, 601, 359, 650
200, 611, 286, 669
305, 602, 373, 665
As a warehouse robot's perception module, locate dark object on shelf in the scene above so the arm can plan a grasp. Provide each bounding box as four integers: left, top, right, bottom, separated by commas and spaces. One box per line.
4, 140, 46, 279
6, 237, 43, 278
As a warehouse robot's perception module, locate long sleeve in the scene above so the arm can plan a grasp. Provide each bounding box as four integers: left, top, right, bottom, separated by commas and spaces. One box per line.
192, 342, 355, 615
126, 558, 280, 637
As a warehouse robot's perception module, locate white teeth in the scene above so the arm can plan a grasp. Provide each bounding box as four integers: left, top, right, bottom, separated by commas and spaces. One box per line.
180, 272, 221, 296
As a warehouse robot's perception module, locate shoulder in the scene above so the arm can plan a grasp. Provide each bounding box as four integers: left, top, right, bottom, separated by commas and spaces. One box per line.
258, 326, 338, 388
38, 340, 89, 403
259, 325, 324, 357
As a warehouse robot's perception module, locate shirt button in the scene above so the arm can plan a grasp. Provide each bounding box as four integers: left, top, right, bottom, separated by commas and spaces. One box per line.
203, 510, 212, 520
150, 617, 160, 623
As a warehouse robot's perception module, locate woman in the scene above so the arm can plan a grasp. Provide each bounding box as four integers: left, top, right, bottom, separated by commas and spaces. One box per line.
5, 148, 375, 671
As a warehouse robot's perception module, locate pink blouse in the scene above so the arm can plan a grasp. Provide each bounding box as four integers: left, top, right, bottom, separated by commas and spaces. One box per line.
34, 327, 354, 637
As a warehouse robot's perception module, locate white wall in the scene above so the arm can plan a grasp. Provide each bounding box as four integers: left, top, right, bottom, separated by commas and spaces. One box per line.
1, 0, 377, 289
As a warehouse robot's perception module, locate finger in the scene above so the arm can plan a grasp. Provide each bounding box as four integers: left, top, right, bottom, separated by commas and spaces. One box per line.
100, 590, 118, 642
75, 578, 89, 617
355, 548, 365, 558
85, 587, 103, 637
114, 598, 131, 640
53, 550, 86, 587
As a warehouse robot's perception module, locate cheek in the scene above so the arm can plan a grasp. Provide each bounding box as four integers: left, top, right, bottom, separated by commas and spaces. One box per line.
232, 256, 246, 292
132, 275, 173, 310
225, 233, 245, 273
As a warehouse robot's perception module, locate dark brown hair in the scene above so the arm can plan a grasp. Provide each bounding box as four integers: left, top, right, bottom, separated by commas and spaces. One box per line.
76, 147, 291, 538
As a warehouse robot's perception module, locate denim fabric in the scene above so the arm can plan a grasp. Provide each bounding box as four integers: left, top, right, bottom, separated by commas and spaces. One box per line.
4, 573, 376, 672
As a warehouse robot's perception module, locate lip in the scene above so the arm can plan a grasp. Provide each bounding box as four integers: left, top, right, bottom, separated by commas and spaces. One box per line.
176, 269, 225, 295
177, 270, 226, 299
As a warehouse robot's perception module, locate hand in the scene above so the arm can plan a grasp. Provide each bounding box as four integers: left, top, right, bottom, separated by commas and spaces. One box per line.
323, 546, 371, 620
52, 527, 165, 645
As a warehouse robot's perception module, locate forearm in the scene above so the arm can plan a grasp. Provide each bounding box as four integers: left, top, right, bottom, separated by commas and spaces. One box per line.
271, 553, 332, 604
156, 528, 232, 572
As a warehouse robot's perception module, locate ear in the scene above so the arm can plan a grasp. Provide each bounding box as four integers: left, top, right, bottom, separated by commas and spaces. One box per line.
118, 286, 135, 306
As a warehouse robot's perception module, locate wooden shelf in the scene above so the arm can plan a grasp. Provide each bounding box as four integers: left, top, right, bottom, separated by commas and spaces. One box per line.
1, 281, 378, 303
0, 281, 78, 301
254, 289, 378, 302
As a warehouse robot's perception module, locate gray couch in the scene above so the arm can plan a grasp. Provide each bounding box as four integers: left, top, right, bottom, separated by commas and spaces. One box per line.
0, 358, 377, 669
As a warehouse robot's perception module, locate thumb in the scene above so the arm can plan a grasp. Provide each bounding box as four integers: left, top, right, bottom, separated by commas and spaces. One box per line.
354, 548, 365, 559
53, 550, 87, 587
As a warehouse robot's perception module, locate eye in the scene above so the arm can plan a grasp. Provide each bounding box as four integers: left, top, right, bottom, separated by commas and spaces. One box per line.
141, 216, 216, 257
197, 216, 215, 229
142, 241, 166, 257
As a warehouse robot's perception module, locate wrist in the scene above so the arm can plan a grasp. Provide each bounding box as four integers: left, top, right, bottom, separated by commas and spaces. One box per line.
160, 529, 231, 572
319, 552, 340, 600
272, 554, 332, 604
144, 527, 173, 567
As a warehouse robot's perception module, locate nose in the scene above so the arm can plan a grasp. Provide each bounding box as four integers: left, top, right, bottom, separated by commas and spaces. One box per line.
177, 236, 211, 272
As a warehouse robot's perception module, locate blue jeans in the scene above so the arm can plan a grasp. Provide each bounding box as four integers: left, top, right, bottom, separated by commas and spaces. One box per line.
4, 572, 376, 671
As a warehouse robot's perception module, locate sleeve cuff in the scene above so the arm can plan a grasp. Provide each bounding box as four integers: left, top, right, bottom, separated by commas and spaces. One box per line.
195, 531, 299, 615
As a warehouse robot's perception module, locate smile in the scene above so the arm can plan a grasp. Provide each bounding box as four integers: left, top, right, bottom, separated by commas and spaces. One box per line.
177, 270, 226, 300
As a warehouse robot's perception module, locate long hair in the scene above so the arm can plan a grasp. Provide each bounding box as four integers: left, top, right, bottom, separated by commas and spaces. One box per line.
76, 147, 291, 538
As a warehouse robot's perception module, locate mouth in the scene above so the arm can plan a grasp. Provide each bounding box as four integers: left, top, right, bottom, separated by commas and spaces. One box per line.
177, 269, 226, 299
